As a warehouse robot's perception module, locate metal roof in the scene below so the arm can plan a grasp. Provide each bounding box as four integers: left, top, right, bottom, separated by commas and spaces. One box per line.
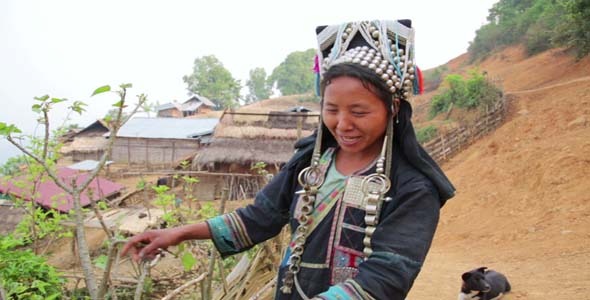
182, 101, 203, 112
0, 168, 125, 213
185, 95, 216, 107
68, 160, 113, 171
155, 102, 181, 111
114, 117, 219, 139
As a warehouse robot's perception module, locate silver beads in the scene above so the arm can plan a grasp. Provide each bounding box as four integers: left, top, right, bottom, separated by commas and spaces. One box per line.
321, 20, 417, 100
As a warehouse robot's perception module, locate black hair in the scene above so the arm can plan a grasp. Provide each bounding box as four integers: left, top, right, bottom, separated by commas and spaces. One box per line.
320, 63, 393, 115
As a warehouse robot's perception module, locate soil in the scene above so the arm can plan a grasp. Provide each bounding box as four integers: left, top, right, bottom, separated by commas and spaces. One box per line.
45, 45, 590, 299
408, 46, 590, 300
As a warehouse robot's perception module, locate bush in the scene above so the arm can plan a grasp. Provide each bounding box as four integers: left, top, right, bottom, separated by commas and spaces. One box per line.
0, 236, 64, 300
416, 125, 438, 144
429, 70, 502, 118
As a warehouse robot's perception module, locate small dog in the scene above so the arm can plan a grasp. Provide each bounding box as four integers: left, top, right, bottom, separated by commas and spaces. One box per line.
459, 267, 511, 300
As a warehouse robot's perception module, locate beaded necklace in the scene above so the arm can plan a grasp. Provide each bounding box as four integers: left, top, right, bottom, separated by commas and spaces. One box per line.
281, 118, 394, 299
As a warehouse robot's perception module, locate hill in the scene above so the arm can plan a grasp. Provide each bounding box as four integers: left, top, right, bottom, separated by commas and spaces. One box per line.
408, 45, 590, 299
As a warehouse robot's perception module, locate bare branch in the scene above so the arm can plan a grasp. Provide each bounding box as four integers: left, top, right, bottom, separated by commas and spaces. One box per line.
161, 272, 207, 300
6, 135, 73, 194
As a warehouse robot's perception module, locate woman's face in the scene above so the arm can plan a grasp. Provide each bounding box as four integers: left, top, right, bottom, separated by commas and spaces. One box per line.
322, 76, 389, 159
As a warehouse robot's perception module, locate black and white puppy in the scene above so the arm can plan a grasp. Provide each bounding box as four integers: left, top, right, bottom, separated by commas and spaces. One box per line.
459, 267, 511, 300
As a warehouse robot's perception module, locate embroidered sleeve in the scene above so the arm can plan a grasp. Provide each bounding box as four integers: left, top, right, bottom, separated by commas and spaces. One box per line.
207, 212, 254, 257
315, 279, 375, 300
207, 162, 298, 257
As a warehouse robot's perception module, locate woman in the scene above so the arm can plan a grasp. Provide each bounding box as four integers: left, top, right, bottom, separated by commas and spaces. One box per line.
122, 19, 455, 300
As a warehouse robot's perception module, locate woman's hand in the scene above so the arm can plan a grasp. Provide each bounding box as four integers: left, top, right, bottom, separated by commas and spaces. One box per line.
121, 227, 181, 262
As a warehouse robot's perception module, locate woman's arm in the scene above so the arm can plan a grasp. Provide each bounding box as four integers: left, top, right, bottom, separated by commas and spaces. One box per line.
121, 222, 211, 262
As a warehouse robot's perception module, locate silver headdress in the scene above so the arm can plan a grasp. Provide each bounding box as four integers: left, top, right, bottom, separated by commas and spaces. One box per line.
316, 20, 419, 100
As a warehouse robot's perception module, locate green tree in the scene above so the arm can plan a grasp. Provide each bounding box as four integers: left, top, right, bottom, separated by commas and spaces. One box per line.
1, 84, 147, 300
269, 49, 316, 96
245, 67, 271, 103
554, 0, 590, 58
469, 0, 590, 61
0, 155, 29, 176
182, 55, 241, 109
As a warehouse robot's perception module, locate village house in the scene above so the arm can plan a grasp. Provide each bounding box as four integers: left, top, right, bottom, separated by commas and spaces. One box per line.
109, 117, 218, 166
60, 119, 110, 162
156, 95, 216, 118
190, 101, 320, 200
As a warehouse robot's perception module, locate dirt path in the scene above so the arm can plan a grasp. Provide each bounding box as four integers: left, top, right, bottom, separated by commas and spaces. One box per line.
408, 48, 590, 300
505, 76, 590, 94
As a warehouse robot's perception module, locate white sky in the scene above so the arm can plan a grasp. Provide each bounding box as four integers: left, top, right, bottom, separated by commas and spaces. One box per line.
0, 0, 498, 164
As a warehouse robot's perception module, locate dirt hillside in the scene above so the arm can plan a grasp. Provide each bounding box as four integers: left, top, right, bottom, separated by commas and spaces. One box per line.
408, 46, 590, 299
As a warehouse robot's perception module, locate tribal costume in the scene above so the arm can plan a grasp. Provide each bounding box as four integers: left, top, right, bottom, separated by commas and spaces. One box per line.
207, 19, 455, 300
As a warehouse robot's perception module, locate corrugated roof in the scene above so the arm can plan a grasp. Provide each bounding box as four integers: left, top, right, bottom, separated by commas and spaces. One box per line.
182, 101, 203, 112
156, 102, 181, 111
0, 168, 125, 213
68, 160, 113, 171
114, 117, 219, 139
185, 95, 216, 107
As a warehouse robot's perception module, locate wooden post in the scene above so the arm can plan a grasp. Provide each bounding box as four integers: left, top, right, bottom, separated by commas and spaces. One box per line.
145, 138, 149, 169
441, 134, 446, 161
297, 116, 302, 139
171, 141, 176, 164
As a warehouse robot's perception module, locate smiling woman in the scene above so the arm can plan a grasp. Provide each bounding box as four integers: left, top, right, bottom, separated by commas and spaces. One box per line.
122, 19, 455, 300
321, 75, 390, 175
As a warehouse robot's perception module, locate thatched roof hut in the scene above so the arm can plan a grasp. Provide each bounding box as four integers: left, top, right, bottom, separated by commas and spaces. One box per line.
60, 136, 109, 154
60, 120, 110, 161
194, 96, 320, 172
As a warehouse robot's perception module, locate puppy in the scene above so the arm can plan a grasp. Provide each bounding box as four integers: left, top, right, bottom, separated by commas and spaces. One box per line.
459, 267, 511, 300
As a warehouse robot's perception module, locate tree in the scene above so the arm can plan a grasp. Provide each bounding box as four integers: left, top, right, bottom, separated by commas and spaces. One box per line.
182, 55, 241, 109
554, 0, 590, 59
0, 84, 147, 300
0, 155, 29, 176
245, 67, 271, 103
269, 49, 316, 96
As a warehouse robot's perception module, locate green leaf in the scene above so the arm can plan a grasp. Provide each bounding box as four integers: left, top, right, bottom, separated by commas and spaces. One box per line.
91, 85, 111, 96
119, 83, 133, 89
69, 100, 87, 115
0, 122, 22, 136
50, 97, 66, 104
112, 100, 124, 108
181, 251, 196, 271
31, 104, 42, 113
34, 95, 50, 102
46, 293, 61, 300
94, 254, 108, 270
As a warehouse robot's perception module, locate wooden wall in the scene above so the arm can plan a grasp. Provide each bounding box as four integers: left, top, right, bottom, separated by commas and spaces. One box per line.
111, 138, 201, 165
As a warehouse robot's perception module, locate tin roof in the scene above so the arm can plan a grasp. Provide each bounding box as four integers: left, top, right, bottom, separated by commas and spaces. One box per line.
0, 168, 125, 213
68, 160, 114, 171
114, 117, 219, 139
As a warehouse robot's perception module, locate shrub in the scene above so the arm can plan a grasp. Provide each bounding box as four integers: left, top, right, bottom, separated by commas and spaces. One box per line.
416, 125, 438, 144
0, 236, 64, 300
429, 70, 502, 118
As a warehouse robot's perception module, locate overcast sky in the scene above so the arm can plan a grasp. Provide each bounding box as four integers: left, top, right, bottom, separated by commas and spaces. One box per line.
0, 0, 498, 164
